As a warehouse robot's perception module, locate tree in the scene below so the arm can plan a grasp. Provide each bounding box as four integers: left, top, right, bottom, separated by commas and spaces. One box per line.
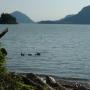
0, 13, 17, 24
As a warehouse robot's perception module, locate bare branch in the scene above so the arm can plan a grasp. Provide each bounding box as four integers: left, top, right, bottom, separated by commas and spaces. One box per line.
0, 28, 8, 39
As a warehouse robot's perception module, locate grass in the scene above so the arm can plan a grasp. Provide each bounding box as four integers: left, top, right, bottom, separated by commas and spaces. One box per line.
0, 47, 36, 90
0, 45, 51, 90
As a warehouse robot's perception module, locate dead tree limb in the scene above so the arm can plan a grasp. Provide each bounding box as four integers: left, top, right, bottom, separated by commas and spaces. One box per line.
0, 28, 8, 39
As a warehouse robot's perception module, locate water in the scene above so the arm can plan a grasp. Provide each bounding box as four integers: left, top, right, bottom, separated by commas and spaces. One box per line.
1, 24, 90, 80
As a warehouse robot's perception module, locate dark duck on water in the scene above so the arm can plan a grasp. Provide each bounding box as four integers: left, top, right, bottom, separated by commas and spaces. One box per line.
21, 52, 25, 56
35, 52, 41, 56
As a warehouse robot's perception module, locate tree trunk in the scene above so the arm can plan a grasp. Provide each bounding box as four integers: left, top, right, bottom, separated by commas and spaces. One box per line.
0, 28, 8, 39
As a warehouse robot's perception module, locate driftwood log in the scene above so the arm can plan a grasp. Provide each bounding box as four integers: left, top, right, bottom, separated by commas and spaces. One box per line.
0, 28, 8, 39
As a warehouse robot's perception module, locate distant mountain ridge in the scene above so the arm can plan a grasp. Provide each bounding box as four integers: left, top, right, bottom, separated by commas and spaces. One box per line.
38, 5, 90, 24
11, 11, 34, 23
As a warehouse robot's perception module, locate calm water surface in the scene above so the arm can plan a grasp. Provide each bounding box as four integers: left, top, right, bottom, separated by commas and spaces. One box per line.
0, 24, 90, 80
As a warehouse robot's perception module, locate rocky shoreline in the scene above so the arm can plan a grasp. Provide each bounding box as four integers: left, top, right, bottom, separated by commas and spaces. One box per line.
8, 72, 90, 90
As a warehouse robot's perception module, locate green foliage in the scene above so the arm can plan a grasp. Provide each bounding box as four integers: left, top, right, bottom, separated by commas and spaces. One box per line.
0, 13, 17, 24
0, 47, 36, 90
0, 48, 6, 76
9, 73, 35, 90
15, 82, 35, 90
0, 46, 50, 90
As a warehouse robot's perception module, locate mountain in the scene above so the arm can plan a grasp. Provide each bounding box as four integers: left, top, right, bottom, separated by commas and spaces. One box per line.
38, 5, 90, 24
11, 11, 34, 23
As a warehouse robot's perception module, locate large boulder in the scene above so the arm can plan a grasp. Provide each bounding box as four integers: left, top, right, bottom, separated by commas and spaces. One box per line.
46, 76, 66, 90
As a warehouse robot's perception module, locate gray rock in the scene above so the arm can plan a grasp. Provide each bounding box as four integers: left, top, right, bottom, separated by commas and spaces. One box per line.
46, 76, 66, 90
73, 83, 88, 90
26, 73, 45, 86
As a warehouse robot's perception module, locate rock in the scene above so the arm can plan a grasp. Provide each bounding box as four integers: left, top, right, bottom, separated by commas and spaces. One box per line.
26, 73, 45, 86
22, 76, 43, 90
22, 76, 32, 85
40, 77, 46, 84
46, 76, 56, 85
78, 86, 88, 90
55, 83, 67, 90
73, 83, 88, 90
26, 73, 56, 90
46, 76, 66, 90
0, 48, 7, 56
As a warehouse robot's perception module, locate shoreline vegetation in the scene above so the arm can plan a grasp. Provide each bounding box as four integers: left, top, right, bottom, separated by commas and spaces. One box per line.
0, 28, 90, 90
0, 13, 17, 24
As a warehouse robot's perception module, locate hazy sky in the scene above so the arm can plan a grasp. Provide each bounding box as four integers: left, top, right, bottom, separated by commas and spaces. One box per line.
0, 0, 90, 21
